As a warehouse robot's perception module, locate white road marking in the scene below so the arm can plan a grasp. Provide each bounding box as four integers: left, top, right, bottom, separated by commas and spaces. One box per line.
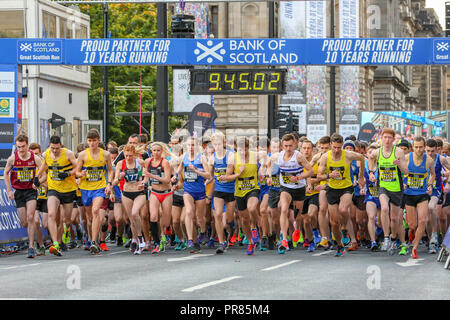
49, 259, 69, 263
396, 258, 424, 267
261, 260, 301, 271
182, 276, 242, 293
109, 250, 129, 255
168, 254, 214, 262
312, 251, 335, 257
0, 263, 41, 270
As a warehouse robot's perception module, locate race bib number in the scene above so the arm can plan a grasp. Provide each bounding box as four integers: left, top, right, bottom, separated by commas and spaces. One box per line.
237, 177, 256, 191
86, 167, 104, 182
184, 168, 198, 183
124, 169, 139, 182
407, 173, 426, 189
281, 172, 298, 184
329, 166, 345, 180
150, 169, 162, 185
368, 184, 379, 197
49, 167, 64, 181
214, 167, 226, 178
271, 175, 280, 188
17, 168, 34, 182
379, 166, 396, 182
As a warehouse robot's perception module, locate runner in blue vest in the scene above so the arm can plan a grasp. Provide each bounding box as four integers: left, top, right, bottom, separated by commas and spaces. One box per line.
404, 137, 435, 259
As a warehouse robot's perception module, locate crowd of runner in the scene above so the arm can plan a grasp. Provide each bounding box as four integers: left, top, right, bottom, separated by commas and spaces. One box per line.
3, 127, 450, 259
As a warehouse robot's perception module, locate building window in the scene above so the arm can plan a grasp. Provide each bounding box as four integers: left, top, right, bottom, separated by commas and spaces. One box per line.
209, 5, 219, 38
69, 93, 72, 104
0, 10, 24, 38
59, 17, 72, 38
75, 25, 88, 72
242, 4, 259, 38
43, 11, 57, 38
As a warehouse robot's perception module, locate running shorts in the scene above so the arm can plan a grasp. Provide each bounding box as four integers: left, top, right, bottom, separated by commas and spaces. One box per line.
14, 189, 37, 208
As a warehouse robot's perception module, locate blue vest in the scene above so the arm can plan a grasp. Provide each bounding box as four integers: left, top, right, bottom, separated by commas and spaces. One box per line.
183, 153, 205, 194
213, 150, 235, 194
351, 160, 360, 196
434, 155, 443, 191
364, 160, 379, 201
404, 153, 428, 196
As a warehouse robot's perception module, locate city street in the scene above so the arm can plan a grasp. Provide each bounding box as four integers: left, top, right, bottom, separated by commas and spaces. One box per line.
0, 243, 448, 300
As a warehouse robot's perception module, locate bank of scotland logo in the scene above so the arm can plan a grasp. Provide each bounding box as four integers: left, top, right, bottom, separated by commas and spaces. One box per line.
20, 43, 32, 52
436, 42, 449, 52
194, 41, 226, 63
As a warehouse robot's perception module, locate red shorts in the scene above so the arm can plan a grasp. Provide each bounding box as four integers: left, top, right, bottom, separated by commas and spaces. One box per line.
150, 189, 173, 203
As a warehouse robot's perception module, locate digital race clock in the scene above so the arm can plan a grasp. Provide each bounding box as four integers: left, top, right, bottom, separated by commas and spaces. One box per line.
189, 69, 287, 95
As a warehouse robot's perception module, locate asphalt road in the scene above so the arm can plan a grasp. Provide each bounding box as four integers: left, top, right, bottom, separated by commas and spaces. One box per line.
0, 242, 449, 300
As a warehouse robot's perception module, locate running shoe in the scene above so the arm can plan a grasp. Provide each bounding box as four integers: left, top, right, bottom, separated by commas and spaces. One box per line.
251, 228, 260, 243
428, 244, 437, 254
60, 242, 68, 252
388, 238, 396, 255
37, 246, 45, 256
100, 242, 109, 252
49, 244, 62, 256
298, 231, 304, 244
381, 237, 390, 251
27, 248, 36, 258
117, 236, 123, 247
175, 241, 187, 251
194, 242, 201, 253
160, 235, 168, 252
208, 238, 215, 248
268, 234, 275, 250
411, 248, 418, 259
90, 243, 100, 255
307, 242, 316, 253
287, 240, 293, 251
319, 238, 330, 249
229, 234, 237, 246
152, 244, 160, 254
356, 231, 364, 242
335, 246, 346, 257
313, 229, 321, 244
370, 241, 379, 252
246, 244, 255, 255
196, 233, 205, 245
135, 242, 145, 255
292, 230, 301, 243
188, 240, 195, 253
260, 237, 268, 251
278, 240, 288, 254
68, 241, 77, 249
399, 244, 408, 256
216, 243, 225, 254
303, 239, 310, 248
341, 229, 350, 246
130, 241, 137, 253
63, 226, 71, 244
242, 235, 249, 245
347, 242, 359, 251
84, 240, 91, 251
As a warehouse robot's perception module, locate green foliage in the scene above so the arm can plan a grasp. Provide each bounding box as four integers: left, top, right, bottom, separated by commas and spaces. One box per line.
80, 3, 165, 144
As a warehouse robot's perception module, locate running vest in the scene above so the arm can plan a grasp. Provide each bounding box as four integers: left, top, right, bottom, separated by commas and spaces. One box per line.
213, 151, 235, 194
404, 153, 428, 196
183, 153, 205, 194
10, 151, 36, 190
364, 160, 379, 199
120, 159, 143, 190
79, 148, 107, 190
378, 146, 401, 192
351, 160, 361, 196
234, 151, 259, 197
433, 155, 443, 191
326, 150, 352, 189
278, 150, 306, 189
45, 148, 77, 193
258, 162, 270, 194
148, 157, 165, 185
306, 161, 319, 196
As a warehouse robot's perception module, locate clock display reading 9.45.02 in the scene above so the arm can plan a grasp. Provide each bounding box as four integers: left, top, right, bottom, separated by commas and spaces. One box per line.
189, 69, 286, 95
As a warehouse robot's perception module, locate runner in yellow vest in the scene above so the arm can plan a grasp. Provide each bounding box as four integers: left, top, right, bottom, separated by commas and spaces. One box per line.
317, 133, 365, 257
38, 135, 78, 256
75, 129, 114, 255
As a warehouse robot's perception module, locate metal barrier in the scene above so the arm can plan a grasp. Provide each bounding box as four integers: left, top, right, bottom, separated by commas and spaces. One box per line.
437, 227, 450, 270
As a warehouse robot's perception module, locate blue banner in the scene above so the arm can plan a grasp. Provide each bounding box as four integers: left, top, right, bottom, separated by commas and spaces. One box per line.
378, 111, 443, 127
0, 180, 28, 243
1, 37, 449, 66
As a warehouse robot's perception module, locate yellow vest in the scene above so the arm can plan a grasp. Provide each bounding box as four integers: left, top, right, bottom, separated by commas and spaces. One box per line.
79, 148, 107, 190
326, 150, 352, 189
234, 151, 259, 197
306, 162, 320, 196
45, 148, 77, 193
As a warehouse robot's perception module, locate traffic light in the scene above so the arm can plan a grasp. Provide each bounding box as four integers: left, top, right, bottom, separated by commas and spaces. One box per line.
171, 14, 195, 38
274, 106, 290, 136
290, 113, 300, 133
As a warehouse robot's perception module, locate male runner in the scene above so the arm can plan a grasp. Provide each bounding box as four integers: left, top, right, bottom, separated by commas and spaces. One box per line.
4, 135, 43, 258
38, 135, 78, 256
317, 133, 365, 257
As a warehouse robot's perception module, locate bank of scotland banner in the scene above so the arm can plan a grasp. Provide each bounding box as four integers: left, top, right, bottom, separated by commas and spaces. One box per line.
0, 38, 448, 66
